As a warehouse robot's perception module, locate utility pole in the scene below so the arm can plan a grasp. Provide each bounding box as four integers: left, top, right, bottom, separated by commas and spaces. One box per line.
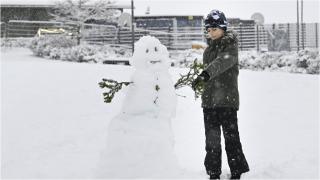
316, 23, 319, 49
301, 0, 304, 49
296, 0, 300, 51
131, 0, 135, 54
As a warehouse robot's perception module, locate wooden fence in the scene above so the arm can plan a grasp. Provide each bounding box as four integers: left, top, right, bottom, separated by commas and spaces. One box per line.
1, 20, 319, 51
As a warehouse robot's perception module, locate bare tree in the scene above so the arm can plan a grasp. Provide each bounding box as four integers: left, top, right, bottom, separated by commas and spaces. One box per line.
50, 0, 120, 44
268, 29, 290, 51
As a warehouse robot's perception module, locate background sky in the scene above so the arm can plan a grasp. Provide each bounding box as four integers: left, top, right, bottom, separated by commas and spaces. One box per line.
120, 0, 319, 23
1, 0, 319, 23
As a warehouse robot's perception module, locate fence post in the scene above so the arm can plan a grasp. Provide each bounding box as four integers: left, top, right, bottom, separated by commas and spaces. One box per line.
256, 24, 260, 52
272, 23, 276, 51
239, 23, 242, 51
296, 0, 300, 51
4, 23, 7, 38
302, 23, 305, 49
287, 23, 291, 51
5, 22, 9, 38
130, 0, 135, 54
316, 23, 318, 49
117, 27, 120, 44
76, 24, 81, 45
144, 26, 148, 36
168, 26, 172, 50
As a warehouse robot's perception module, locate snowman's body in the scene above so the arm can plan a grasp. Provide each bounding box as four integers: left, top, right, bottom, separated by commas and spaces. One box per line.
122, 68, 176, 118
97, 36, 180, 178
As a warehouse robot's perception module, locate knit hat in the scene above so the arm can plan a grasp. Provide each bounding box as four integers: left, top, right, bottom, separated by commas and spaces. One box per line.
204, 9, 228, 31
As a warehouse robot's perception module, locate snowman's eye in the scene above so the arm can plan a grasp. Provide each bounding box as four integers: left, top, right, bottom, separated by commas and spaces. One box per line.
154, 47, 158, 52
146, 49, 149, 53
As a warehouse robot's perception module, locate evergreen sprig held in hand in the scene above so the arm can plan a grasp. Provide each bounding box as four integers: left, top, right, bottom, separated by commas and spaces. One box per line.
174, 59, 205, 99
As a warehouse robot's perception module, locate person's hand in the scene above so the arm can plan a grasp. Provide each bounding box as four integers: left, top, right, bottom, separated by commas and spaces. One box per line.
192, 71, 210, 91
192, 76, 203, 91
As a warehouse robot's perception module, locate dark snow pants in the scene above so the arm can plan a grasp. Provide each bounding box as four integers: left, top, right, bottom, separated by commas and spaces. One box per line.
203, 107, 249, 176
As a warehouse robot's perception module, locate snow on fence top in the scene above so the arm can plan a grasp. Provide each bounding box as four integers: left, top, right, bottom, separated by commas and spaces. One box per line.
8, 20, 63, 24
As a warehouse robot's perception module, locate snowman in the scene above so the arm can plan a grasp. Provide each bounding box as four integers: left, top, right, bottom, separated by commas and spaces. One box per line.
97, 36, 180, 178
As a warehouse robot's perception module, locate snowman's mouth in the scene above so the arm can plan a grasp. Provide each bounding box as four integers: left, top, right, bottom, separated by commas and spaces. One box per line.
149, 60, 161, 64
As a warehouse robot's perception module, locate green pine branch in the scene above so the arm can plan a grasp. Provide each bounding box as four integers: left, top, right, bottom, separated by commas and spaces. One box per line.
98, 78, 132, 103
174, 59, 205, 99
99, 60, 205, 103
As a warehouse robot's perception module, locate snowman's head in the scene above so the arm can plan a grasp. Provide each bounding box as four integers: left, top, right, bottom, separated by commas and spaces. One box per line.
130, 36, 170, 71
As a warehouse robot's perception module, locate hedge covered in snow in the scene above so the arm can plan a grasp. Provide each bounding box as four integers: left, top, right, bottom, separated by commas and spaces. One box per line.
28, 35, 131, 63
30, 35, 77, 57
239, 50, 320, 74
1, 38, 32, 48
24, 35, 320, 74
172, 49, 320, 75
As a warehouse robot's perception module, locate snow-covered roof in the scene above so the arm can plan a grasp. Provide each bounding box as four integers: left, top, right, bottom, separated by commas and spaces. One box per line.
0, 0, 55, 6
136, 15, 204, 18
136, 14, 203, 17
0, 0, 131, 9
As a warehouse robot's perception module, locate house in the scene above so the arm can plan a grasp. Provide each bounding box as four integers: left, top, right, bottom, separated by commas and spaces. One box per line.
0, 2, 131, 23
135, 15, 203, 29
0, 1, 131, 37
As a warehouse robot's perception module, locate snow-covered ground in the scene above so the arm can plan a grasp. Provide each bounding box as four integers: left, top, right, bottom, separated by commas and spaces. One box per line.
1, 48, 319, 179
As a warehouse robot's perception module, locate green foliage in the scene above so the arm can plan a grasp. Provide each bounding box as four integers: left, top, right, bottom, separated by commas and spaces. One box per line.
174, 59, 204, 98
98, 79, 132, 103
99, 60, 205, 104
155, 85, 160, 91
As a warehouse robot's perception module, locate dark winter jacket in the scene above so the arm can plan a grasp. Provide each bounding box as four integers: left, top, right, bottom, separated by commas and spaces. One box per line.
201, 30, 239, 110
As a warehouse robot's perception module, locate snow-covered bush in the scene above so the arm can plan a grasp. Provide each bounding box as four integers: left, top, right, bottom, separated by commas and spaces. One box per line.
172, 48, 319, 74
307, 60, 320, 74
69, 45, 98, 63
49, 47, 61, 60
27, 34, 318, 74
170, 49, 204, 67
1, 38, 32, 48
299, 49, 320, 74
29, 35, 77, 57
239, 49, 320, 74
29, 35, 131, 63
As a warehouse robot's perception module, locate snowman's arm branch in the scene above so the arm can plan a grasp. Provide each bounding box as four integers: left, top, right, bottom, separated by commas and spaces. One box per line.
99, 79, 133, 103
174, 71, 192, 89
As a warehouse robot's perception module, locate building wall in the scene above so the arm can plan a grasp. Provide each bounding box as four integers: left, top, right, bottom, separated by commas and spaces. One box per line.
1, 7, 52, 22
176, 16, 203, 27
135, 16, 203, 29
135, 18, 174, 28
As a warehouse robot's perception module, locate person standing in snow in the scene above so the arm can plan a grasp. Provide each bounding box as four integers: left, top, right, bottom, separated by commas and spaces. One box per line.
192, 10, 249, 180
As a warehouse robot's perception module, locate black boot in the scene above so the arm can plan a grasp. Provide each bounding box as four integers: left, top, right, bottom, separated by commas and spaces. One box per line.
209, 174, 220, 179
230, 173, 241, 179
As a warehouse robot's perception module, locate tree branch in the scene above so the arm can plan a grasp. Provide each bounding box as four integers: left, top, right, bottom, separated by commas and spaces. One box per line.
99, 78, 132, 103
174, 59, 204, 99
